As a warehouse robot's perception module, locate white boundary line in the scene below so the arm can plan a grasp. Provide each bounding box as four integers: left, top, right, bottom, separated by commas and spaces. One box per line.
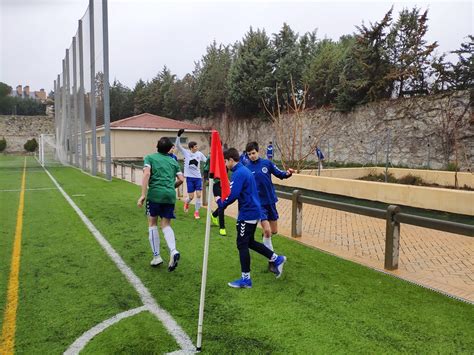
37, 163, 195, 353
64, 306, 148, 354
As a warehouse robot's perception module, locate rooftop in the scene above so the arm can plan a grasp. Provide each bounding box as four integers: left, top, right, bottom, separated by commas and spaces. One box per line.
110, 113, 208, 131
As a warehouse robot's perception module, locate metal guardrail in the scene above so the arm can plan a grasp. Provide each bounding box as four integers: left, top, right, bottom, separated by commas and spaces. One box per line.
109, 166, 473, 270
276, 189, 474, 270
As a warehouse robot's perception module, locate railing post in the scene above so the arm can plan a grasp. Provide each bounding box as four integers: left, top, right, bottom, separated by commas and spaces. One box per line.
113, 162, 116, 177
131, 164, 135, 183
385, 205, 401, 270
291, 189, 303, 237
121, 162, 124, 179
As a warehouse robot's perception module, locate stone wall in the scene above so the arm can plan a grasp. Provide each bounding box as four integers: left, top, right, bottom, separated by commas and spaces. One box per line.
0, 115, 55, 153
190, 91, 473, 170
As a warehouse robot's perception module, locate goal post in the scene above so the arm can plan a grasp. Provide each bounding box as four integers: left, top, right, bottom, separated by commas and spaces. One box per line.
38, 133, 66, 168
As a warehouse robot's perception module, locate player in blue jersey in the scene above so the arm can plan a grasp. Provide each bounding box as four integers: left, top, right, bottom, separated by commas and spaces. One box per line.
216, 148, 287, 288
240, 150, 250, 166
245, 141, 294, 269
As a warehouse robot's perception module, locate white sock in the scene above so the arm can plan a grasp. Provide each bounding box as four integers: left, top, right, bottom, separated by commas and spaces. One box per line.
185, 197, 192, 204
270, 253, 278, 262
263, 236, 274, 251
242, 272, 251, 280
148, 226, 160, 256
162, 226, 176, 254
195, 198, 201, 211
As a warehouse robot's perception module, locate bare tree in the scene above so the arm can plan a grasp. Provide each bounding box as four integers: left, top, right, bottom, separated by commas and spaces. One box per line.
262, 78, 331, 172
433, 92, 472, 187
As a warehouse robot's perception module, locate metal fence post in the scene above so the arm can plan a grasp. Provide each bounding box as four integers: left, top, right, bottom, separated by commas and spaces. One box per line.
291, 190, 303, 237
89, 0, 97, 175
78, 19, 87, 171
121, 162, 124, 179
102, 0, 112, 181
385, 205, 401, 270
131, 164, 135, 183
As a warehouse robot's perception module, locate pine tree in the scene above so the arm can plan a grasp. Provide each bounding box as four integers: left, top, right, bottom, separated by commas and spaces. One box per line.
194, 41, 233, 116
227, 27, 276, 116
386, 8, 438, 97
272, 23, 305, 108
335, 8, 393, 111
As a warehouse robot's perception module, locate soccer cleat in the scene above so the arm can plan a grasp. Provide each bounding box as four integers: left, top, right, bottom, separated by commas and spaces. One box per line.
183, 202, 189, 212
219, 228, 227, 236
273, 255, 287, 278
168, 251, 180, 272
228, 277, 252, 288
194, 211, 200, 219
268, 261, 277, 273
211, 214, 218, 226
150, 255, 163, 267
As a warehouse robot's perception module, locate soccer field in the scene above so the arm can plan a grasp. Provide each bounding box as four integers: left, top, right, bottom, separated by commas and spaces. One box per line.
1, 156, 473, 354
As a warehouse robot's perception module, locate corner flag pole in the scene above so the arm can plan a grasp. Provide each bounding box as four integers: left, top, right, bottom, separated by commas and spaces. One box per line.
196, 177, 214, 351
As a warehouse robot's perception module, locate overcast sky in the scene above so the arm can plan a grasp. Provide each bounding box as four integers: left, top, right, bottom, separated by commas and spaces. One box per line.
0, 0, 472, 93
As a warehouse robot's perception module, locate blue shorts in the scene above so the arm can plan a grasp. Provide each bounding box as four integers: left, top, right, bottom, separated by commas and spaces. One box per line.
146, 200, 176, 219
186, 177, 202, 193
261, 203, 279, 221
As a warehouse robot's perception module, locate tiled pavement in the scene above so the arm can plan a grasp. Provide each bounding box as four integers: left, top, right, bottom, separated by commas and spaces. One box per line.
209, 198, 474, 303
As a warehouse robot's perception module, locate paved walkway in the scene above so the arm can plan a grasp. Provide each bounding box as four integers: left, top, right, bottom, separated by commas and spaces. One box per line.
211, 198, 474, 303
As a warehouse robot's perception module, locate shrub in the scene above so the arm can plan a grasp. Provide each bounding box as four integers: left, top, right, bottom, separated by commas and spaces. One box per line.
358, 172, 397, 183
398, 174, 424, 185
0, 137, 6, 152
446, 162, 459, 171
24, 138, 38, 152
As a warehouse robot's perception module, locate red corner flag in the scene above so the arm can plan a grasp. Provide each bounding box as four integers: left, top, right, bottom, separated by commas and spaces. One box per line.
209, 130, 230, 200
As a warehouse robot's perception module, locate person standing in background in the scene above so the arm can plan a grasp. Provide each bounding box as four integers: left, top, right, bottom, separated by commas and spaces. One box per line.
266, 141, 274, 161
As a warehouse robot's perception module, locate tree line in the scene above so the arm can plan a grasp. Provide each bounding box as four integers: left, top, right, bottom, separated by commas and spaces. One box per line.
0, 83, 47, 116
108, 7, 473, 120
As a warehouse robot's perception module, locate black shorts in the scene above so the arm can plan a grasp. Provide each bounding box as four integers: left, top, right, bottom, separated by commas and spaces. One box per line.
146, 200, 176, 219
212, 180, 222, 197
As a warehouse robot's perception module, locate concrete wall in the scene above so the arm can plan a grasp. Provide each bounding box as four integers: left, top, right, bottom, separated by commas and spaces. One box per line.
273, 173, 474, 216
302, 167, 474, 188
87, 129, 210, 160
101, 161, 473, 215
192, 90, 473, 170
0, 115, 54, 153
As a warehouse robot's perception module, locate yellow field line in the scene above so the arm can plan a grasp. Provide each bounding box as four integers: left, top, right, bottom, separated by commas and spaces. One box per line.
0, 157, 27, 354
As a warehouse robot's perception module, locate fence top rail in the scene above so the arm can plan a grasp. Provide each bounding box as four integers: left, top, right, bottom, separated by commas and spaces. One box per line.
396, 213, 474, 237
276, 190, 386, 219
276, 191, 292, 199
275, 189, 473, 237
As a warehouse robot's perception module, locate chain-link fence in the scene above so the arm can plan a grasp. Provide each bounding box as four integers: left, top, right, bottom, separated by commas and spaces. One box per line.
51, 0, 111, 180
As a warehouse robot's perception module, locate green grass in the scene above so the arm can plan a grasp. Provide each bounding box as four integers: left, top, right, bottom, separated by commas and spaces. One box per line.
82, 312, 177, 354
1, 156, 473, 354
0, 157, 177, 353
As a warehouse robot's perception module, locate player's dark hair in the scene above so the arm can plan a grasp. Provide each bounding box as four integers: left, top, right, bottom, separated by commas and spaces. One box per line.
188, 141, 197, 149
269, 141, 272, 144
157, 137, 173, 154
246, 141, 259, 152
224, 148, 240, 162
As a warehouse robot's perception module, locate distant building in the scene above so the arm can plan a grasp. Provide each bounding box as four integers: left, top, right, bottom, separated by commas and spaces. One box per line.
9, 85, 47, 102
84, 113, 212, 160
